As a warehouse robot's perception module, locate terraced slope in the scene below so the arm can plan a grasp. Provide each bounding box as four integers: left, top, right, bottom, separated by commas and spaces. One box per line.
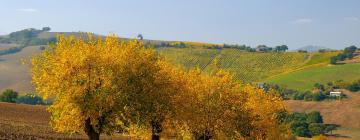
216, 49, 309, 81
159, 48, 340, 82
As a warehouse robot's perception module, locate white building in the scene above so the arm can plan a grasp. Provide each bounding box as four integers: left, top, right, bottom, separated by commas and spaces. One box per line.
329, 91, 342, 97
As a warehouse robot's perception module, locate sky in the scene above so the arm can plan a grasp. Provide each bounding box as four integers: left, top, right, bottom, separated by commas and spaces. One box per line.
0, 0, 359, 49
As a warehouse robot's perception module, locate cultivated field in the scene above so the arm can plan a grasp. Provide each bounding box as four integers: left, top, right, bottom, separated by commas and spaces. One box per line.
0, 102, 128, 140
159, 47, 340, 82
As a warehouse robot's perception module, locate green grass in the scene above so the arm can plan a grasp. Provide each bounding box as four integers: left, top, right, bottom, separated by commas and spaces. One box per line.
266, 63, 360, 91
304, 52, 339, 66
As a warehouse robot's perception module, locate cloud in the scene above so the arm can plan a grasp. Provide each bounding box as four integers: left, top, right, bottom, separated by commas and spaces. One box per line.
292, 18, 313, 24
16, 8, 38, 12
344, 17, 359, 22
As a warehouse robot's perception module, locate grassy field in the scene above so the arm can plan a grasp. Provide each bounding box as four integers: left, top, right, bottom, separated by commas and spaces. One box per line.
286, 90, 360, 139
266, 63, 360, 91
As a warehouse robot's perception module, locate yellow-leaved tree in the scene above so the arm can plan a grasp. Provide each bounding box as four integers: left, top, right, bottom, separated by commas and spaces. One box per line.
172, 65, 288, 139
30, 34, 181, 140
31, 34, 290, 140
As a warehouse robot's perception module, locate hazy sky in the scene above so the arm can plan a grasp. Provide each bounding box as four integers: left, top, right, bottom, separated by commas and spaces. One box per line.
0, 0, 359, 49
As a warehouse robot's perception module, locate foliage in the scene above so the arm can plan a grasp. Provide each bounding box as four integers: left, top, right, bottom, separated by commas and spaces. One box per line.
308, 123, 325, 136
306, 111, 323, 123
281, 111, 337, 137
30, 34, 292, 139
330, 45, 358, 64
346, 80, 360, 92
173, 68, 287, 139
16, 94, 46, 105
275, 45, 289, 52
30, 34, 152, 139
0, 89, 18, 103
256, 45, 273, 52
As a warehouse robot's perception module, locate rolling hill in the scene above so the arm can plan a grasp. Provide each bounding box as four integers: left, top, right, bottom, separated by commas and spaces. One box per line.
0, 42, 347, 93
266, 63, 360, 91
0, 28, 354, 96
160, 47, 342, 83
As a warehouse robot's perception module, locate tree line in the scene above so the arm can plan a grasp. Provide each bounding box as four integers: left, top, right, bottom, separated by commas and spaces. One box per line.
154, 42, 289, 52
330, 45, 359, 64
0, 89, 46, 105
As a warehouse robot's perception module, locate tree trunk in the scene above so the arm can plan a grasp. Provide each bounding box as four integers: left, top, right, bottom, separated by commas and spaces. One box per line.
151, 120, 162, 140
152, 134, 160, 140
84, 118, 100, 140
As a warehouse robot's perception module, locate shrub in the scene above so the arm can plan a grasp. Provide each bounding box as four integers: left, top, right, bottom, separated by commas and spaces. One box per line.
346, 80, 360, 92
291, 122, 310, 137
313, 93, 326, 101
309, 123, 326, 136
16, 94, 45, 105
0, 89, 18, 103
307, 111, 323, 123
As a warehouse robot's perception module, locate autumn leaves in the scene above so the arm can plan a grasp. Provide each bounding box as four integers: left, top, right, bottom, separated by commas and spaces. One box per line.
30, 34, 288, 140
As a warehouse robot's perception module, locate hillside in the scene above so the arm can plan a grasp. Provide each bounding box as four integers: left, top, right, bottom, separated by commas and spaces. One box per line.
0, 44, 343, 93
266, 63, 360, 91
160, 47, 340, 82
0, 45, 42, 93
286, 90, 360, 139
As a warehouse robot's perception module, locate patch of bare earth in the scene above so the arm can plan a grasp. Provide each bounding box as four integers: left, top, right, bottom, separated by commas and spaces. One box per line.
0, 102, 128, 140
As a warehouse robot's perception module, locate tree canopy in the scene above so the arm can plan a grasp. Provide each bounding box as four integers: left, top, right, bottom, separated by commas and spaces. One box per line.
30, 34, 289, 140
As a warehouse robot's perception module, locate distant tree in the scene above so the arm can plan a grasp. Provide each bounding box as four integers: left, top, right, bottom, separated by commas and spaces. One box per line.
0, 89, 18, 103
347, 80, 360, 92
16, 94, 45, 105
318, 49, 327, 53
312, 93, 326, 101
314, 83, 325, 91
344, 45, 357, 54
256, 45, 272, 52
307, 111, 323, 123
330, 57, 338, 64
275, 45, 289, 52
291, 122, 311, 137
137, 34, 143, 40
308, 123, 326, 136
298, 50, 308, 53
42, 27, 51, 32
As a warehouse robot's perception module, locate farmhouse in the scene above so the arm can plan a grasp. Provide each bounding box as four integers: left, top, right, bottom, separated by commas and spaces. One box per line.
329, 91, 342, 97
